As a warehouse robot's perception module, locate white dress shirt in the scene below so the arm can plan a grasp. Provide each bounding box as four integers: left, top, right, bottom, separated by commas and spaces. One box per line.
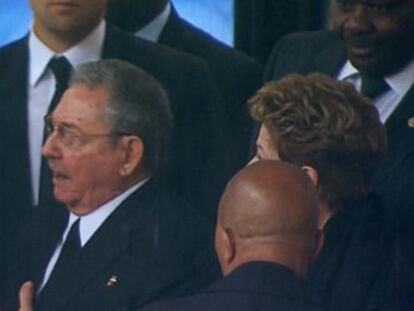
38, 178, 149, 292
134, 2, 171, 42
337, 59, 414, 123
28, 21, 105, 206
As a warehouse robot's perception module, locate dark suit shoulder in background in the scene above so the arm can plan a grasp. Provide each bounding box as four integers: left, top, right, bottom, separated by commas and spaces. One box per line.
306, 195, 395, 311
160, 5, 263, 167
264, 30, 344, 81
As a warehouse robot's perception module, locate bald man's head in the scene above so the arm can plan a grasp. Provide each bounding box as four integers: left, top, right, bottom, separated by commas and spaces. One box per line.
215, 160, 321, 276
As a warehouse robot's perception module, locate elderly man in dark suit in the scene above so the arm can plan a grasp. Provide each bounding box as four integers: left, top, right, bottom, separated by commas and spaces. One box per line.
106, 0, 263, 168
0, 0, 230, 292
264, 0, 414, 223
8, 59, 218, 311
138, 160, 324, 311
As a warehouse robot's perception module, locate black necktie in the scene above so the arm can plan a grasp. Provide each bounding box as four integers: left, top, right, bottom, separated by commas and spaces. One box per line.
36, 219, 81, 308
55, 218, 81, 265
37, 57, 72, 208
360, 74, 390, 100
47, 56, 72, 113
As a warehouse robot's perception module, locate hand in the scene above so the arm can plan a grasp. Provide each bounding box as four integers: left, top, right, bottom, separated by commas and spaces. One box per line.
18, 281, 34, 311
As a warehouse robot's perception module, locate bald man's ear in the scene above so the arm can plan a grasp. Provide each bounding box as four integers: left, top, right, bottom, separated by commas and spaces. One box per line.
301, 165, 319, 187
215, 226, 236, 276
311, 229, 324, 262
224, 228, 236, 263
119, 136, 144, 176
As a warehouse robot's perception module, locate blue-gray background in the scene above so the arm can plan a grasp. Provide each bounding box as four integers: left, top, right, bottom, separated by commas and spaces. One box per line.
0, 0, 234, 47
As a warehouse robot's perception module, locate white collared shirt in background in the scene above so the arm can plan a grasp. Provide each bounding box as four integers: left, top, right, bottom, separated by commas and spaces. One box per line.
134, 2, 171, 42
38, 178, 149, 292
28, 21, 106, 206
337, 59, 414, 124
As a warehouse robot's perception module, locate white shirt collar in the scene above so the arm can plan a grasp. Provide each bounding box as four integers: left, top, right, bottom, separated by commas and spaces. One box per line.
67, 178, 149, 247
386, 58, 414, 96
134, 2, 171, 42
337, 59, 414, 97
29, 20, 106, 87
337, 60, 359, 81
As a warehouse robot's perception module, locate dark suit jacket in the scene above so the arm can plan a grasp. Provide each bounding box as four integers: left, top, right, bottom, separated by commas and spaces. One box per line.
0, 24, 230, 290
305, 195, 398, 311
140, 262, 324, 311
5, 179, 219, 311
159, 5, 263, 167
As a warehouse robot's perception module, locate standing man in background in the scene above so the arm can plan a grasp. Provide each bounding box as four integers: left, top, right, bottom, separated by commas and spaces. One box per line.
106, 0, 263, 168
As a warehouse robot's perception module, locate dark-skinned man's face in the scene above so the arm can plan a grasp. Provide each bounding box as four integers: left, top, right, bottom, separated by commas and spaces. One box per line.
331, 0, 414, 76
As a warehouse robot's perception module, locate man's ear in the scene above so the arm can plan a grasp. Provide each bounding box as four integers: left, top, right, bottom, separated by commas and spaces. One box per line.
223, 228, 236, 265
119, 136, 144, 176
215, 225, 236, 276
301, 165, 319, 187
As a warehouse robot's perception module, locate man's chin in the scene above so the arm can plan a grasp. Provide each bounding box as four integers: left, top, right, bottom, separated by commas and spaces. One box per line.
348, 51, 410, 76
349, 56, 389, 76
53, 189, 70, 206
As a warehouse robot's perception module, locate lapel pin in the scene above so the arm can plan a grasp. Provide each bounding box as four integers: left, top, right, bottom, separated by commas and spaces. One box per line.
408, 117, 414, 128
106, 275, 118, 288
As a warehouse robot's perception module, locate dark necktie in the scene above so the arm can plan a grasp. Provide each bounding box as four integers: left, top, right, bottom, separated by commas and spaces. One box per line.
54, 218, 81, 266
37, 57, 72, 208
47, 56, 72, 113
36, 218, 81, 308
360, 74, 390, 100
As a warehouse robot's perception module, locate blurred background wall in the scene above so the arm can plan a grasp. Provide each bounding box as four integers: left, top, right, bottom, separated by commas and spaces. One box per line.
0, 0, 32, 47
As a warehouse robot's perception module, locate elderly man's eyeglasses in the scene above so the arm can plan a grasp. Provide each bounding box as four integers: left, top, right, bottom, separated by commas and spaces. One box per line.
44, 115, 131, 149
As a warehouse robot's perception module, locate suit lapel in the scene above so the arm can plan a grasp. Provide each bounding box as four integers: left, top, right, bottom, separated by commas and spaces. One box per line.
44, 216, 129, 310
158, 4, 183, 47
40, 182, 155, 310
371, 87, 414, 187
385, 86, 414, 134
31, 206, 69, 286
102, 24, 122, 59
0, 37, 33, 208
